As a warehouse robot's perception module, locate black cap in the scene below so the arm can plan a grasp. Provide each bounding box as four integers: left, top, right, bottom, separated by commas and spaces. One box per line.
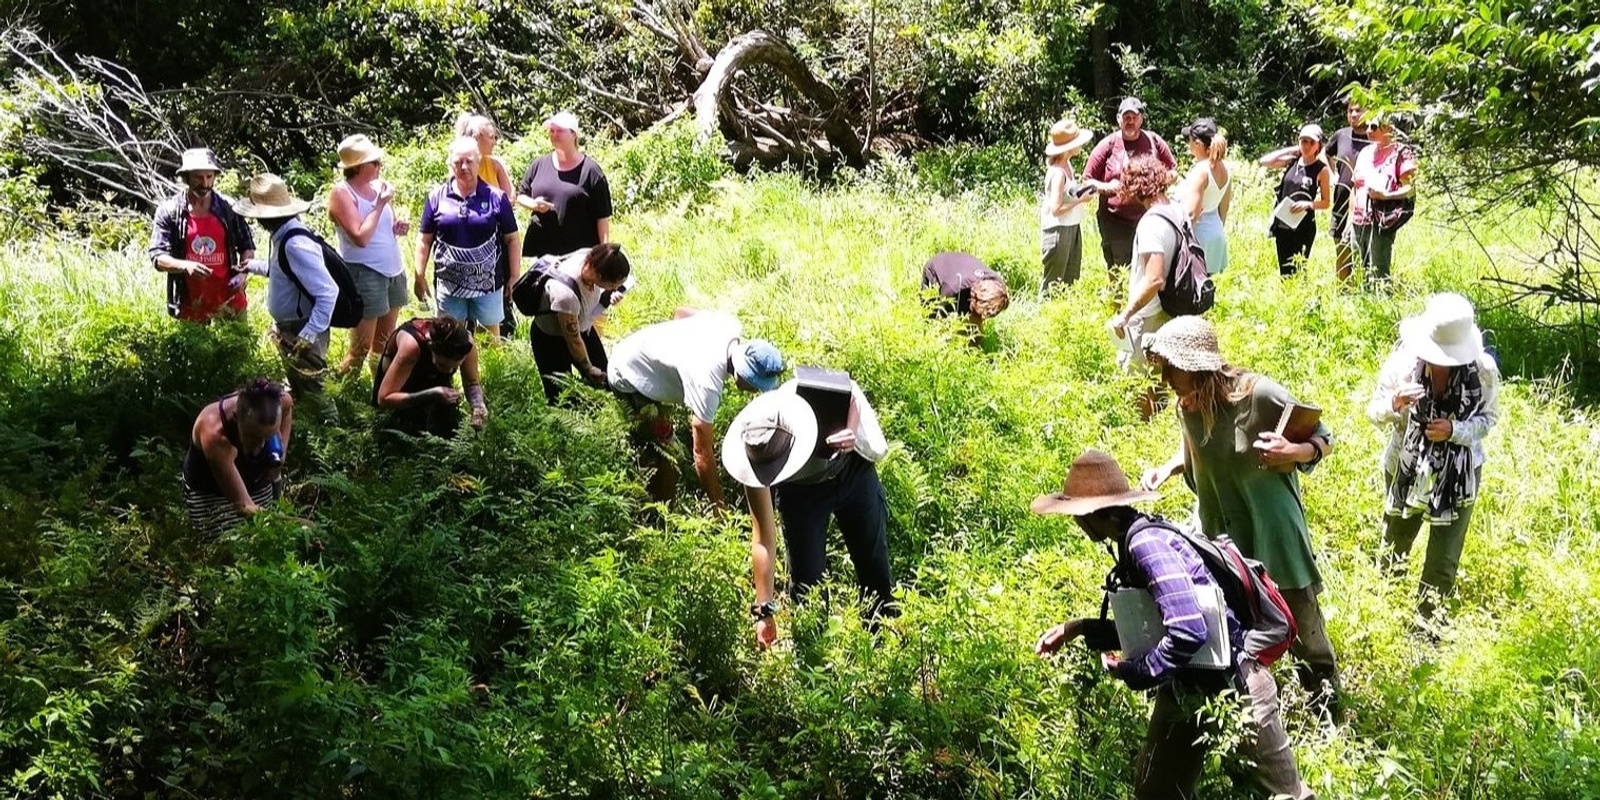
1181, 118, 1218, 144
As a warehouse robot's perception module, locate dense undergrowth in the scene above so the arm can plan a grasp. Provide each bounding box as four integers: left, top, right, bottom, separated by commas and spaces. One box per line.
1, 132, 1598, 798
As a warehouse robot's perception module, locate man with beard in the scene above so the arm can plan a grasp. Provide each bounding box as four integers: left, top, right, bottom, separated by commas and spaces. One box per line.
148, 148, 257, 322
1083, 98, 1178, 283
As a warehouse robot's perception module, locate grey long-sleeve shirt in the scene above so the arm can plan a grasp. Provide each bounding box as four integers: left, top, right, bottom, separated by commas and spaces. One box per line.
265, 219, 339, 341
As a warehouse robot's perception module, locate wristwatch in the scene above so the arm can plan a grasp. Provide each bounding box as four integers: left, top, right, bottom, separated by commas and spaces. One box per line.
749, 599, 779, 621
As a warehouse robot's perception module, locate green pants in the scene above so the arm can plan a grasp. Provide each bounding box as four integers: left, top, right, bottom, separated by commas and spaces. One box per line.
1384, 504, 1476, 618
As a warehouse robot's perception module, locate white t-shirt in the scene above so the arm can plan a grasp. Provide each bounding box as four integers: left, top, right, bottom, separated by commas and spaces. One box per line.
1130, 207, 1180, 325
607, 312, 741, 423
533, 251, 605, 335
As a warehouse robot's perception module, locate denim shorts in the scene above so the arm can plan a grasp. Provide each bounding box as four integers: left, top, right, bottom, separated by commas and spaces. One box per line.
349, 262, 409, 317
438, 292, 505, 327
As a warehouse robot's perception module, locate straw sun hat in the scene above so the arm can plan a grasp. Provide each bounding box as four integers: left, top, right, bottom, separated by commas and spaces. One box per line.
336, 134, 385, 170
1031, 450, 1160, 516
1143, 316, 1226, 373
233, 173, 312, 218
1045, 120, 1094, 157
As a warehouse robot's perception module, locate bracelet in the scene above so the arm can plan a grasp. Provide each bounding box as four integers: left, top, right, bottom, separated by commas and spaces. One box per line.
749, 599, 778, 621
1305, 440, 1326, 467
465, 384, 485, 409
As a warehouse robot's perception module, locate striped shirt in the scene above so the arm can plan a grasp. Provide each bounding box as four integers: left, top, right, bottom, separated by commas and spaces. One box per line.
1113, 520, 1241, 690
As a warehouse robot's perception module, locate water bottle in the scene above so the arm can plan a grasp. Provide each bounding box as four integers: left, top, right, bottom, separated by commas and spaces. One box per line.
265, 432, 284, 465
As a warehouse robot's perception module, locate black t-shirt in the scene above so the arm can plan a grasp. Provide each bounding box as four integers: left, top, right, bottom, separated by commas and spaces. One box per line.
1273, 158, 1326, 232
517, 153, 614, 257
1326, 126, 1373, 188
921, 252, 1005, 315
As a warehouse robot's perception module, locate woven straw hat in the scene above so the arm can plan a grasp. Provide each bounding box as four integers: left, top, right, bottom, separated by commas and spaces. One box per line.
1143, 316, 1226, 373
336, 134, 385, 170
1045, 120, 1094, 156
1031, 450, 1160, 516
233, 174, 312, 218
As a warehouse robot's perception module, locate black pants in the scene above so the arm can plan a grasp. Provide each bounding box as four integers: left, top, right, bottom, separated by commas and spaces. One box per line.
1273, 218, 1318, 275
385, 400, 461, 439
1097, 212, 1139, 274
530, 326, 608, 404
772, 454, 894, 613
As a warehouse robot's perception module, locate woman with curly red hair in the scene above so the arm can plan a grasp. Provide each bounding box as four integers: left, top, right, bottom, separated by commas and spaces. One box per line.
1106, 154, 1184, 417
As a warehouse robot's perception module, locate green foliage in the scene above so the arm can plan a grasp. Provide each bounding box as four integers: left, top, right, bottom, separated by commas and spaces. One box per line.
1310, 0, 1600, 165
602, 119, 731, 214
2, 163, 1599, 797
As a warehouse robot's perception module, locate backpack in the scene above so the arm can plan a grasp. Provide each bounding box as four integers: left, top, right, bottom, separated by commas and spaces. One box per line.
1107, 517, 1298, 667
1147, 205, 1215, 316
1369, 145, 1417, 232
276, 228, 364, 328
510, 254, 584, 317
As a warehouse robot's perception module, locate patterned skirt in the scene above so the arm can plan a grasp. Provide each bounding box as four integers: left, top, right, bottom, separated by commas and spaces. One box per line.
184, 479, 281, 537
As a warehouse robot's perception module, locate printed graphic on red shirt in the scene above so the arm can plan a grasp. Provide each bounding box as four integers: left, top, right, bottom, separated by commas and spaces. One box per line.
178, 212, 246, 322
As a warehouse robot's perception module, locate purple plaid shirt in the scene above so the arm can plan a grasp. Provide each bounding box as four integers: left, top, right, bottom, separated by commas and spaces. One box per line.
1113, 522, 1242, 690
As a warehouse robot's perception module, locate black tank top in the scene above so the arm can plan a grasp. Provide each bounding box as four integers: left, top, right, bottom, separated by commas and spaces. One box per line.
371, 319, 455, 406
1274, 157, 1326, 230
182, 394, 277, 493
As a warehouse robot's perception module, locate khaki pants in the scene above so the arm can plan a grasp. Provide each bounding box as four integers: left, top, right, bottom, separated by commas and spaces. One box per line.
1133, 660, 1315, 799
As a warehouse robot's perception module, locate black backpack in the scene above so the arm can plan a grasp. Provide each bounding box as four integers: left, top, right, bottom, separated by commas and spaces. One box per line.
511, 255, 584, 317
276, 228, 364, 328
1148, 205, 1215, 316
1106, 517, 1298, 667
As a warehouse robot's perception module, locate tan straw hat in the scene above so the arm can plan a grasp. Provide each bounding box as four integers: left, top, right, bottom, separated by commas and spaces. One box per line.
1400, 293, 1484, 367
233, 174, 312, 218
1045, 120, 1094, 156
722, 390, 819, 488
1143, 316, 1226, 373
1031, 450, 1160, 516
336, 134, 385, 170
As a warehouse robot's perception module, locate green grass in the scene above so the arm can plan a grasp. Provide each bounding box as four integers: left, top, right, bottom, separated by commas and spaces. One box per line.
1, 151, 1597, 798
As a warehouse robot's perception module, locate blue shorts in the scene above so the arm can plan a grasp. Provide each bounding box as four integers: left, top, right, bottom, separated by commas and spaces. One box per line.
437, 292, 505, 327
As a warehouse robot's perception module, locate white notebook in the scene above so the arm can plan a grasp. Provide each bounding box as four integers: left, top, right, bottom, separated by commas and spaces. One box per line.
1109, 585, 1231, 670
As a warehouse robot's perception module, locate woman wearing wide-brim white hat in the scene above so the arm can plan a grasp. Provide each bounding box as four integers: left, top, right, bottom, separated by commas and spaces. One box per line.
722, 376, 895, 651
1367, 292, 1501, 622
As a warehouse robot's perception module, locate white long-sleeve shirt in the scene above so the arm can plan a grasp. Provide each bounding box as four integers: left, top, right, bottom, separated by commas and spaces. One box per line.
1366, 344, 1501, 474
780, 377, 889, 484
265, 219, 339, 341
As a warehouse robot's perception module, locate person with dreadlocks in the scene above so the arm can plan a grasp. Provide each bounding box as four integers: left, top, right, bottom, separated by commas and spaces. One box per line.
1367, 293, 1499, 620
1139, 315, 1344, 723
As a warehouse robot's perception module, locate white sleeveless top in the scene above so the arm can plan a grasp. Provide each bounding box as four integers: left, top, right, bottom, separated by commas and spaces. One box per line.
1040, 164, 1086, 228
334, 183, 405, 277
1199, 162, 1230, 214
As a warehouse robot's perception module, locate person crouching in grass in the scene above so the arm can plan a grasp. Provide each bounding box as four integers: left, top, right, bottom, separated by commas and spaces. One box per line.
183, 378, 293, 536
920, 251, 1010, 346
1033, 450, 1314, 800
372, 315, 487, 437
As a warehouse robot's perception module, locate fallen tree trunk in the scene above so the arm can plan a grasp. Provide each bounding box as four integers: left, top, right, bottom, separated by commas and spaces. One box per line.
692, 30, 867, 170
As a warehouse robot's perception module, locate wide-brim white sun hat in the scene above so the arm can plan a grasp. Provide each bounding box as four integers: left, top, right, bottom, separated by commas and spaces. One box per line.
722, 391, 818, 488
1400, 293, 1484, 367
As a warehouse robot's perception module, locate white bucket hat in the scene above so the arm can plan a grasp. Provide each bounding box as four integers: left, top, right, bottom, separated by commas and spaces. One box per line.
1400, 293, 1484, 367
176, 148, 223, 175
722, 391, 818, 488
